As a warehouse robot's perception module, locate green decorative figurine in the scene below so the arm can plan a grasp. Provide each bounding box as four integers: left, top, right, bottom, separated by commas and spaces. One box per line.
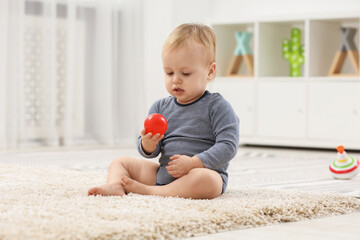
282, 28, 304, 77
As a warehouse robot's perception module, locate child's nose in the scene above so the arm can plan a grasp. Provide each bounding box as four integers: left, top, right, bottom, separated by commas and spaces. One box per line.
173, 74, 182, 84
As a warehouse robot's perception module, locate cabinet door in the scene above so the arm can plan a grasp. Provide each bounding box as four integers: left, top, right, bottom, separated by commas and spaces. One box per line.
257, 82, 306, 138
211, 79, 255, 136
308, 82, 360, 141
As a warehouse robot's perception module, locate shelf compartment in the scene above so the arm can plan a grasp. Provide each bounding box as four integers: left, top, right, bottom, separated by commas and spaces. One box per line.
309, 17, 359, 77
258, 20, 305, 77
212, 23, 255, 77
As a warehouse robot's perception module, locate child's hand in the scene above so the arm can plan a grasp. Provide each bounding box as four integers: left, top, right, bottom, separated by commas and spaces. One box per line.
141, 129, 164, 154
166, 155, 194, 178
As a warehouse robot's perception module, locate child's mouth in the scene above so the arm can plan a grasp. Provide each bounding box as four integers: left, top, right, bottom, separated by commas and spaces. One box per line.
173, 88, 184, 95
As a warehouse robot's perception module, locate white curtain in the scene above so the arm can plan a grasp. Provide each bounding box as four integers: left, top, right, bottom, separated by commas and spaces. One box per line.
0, 0, 145, 149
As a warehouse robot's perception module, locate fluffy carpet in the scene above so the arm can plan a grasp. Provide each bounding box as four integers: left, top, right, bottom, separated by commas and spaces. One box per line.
1, 164, 359, 240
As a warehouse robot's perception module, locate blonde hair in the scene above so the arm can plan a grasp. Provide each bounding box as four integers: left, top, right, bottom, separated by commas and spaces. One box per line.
162, 23, 217, 63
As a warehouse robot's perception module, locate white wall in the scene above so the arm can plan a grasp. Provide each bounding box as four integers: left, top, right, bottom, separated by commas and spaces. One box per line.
212, 0, 360, 19
142, 0, 172, 115
142, 0, 214, 113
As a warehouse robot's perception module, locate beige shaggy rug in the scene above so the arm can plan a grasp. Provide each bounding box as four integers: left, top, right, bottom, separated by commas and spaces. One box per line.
1, 164, 360, 240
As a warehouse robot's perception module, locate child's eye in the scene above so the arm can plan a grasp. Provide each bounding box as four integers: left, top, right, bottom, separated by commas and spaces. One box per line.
182, 72, 191, 76
166, 72, 174, 76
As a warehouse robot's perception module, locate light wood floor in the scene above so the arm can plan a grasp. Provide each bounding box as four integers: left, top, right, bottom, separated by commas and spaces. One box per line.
230, 146, 360, 198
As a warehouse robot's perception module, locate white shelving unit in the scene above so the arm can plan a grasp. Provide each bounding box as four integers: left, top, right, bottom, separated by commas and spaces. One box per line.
209, 13, 360, 150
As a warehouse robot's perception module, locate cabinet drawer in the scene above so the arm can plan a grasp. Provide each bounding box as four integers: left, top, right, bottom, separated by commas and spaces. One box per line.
211, 79, 255, 136
308, 82, 360, 141
257, 82, 306, 138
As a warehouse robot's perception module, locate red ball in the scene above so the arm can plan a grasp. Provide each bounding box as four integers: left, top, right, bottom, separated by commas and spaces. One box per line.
144, 113, 168, 135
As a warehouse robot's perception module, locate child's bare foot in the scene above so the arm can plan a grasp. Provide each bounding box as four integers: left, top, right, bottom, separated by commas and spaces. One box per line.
88, 183, 125, 196
121, 176, 151, 195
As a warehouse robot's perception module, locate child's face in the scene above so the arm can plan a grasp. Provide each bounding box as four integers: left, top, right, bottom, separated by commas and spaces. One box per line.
162, 41, 216, 105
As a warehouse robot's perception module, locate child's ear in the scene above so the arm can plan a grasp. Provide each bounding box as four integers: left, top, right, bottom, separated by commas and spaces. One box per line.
208, 62, 216, 81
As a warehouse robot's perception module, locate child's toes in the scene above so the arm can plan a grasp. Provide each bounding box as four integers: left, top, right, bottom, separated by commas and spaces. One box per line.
88, 187, 99, 196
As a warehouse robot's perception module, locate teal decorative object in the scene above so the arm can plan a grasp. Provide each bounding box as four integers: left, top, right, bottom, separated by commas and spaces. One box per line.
227, 32, 254, 76
282, 28, 304, 77
234, 32, 253, 55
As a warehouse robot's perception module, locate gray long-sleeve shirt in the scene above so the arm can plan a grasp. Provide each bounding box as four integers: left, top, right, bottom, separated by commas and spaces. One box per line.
137, 90, 239, 192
